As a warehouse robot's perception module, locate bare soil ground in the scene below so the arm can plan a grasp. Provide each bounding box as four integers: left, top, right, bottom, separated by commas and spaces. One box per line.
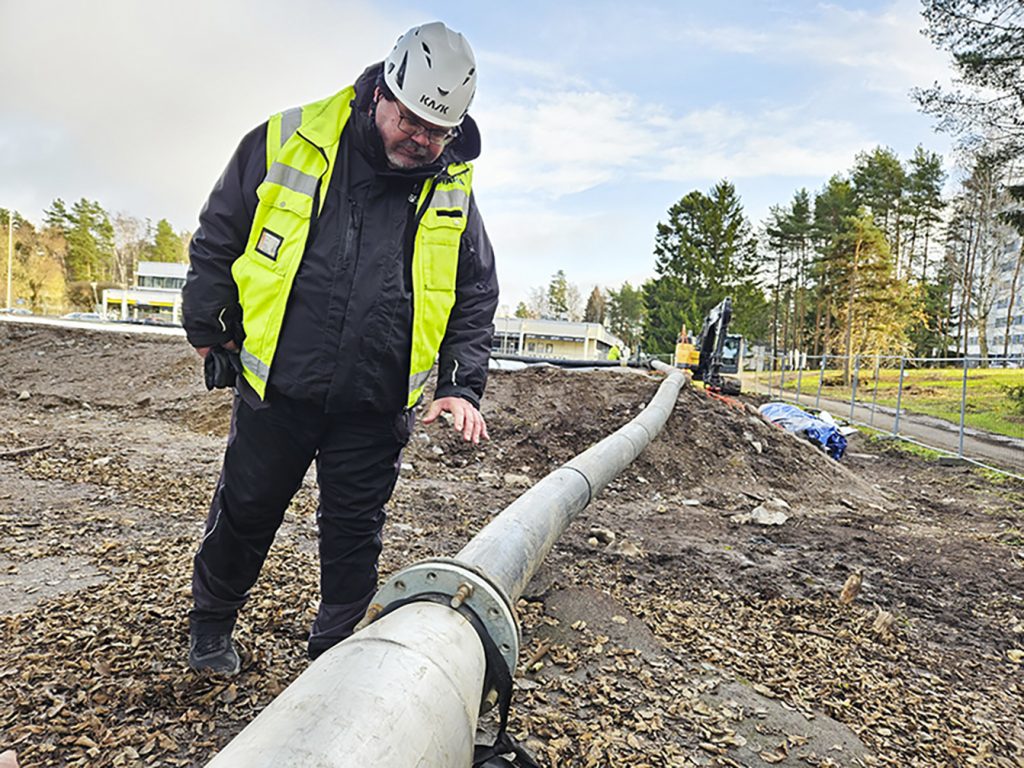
1, 323, 1022, 767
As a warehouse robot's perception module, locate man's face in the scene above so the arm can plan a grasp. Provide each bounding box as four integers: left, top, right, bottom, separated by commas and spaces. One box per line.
374, 89, 453, 169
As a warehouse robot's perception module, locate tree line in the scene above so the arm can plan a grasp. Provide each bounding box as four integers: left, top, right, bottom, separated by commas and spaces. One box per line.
1, 199, 190, 314
517, 0, 1023, 370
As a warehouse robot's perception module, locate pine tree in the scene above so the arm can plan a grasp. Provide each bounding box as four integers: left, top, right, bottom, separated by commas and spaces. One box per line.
647, 180, 767, 354
915, 0, 1024, 158
810, 176, 858, 356
547, 270, 570, 319
584, 286, 606, 324
44, 198, 115, 283
905, 146, 947, 282
831, 212, 919, 380
606, 282, 646, 352
147, 218, 186, 263
852, 147, 907, 273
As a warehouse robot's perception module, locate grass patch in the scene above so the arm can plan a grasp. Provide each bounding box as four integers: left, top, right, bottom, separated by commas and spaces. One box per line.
862, 429, 944, 460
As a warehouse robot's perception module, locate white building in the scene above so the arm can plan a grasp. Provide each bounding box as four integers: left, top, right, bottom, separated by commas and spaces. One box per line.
491, 317, 624, 360
102, 261, 187, 324
964, 234, 1024, 362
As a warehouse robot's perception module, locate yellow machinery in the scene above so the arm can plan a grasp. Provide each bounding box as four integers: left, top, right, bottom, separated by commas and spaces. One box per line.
674, 298, 743, 395
674, 326, 701, 369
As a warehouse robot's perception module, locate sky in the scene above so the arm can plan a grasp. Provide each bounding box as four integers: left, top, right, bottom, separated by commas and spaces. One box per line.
0, 0, 957, 314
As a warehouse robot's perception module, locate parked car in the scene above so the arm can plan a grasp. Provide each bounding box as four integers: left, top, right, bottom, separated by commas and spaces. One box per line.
61, 312, 103, 321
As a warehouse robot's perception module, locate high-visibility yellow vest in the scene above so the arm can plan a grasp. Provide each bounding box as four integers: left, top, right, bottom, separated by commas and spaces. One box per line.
230, 88, 472, 408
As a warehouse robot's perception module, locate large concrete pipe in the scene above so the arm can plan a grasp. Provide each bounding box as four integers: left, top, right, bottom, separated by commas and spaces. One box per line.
205, 361, 685, 767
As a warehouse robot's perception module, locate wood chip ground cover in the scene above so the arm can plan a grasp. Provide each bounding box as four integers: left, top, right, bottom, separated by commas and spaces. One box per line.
1, 324, 1022, 766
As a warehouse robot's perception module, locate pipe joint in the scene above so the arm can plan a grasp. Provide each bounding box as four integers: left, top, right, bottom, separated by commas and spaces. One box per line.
366, 558, 521, 686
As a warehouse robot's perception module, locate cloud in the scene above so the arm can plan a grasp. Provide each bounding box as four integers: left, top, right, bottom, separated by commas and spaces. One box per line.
477, 50, 590, 90
474, 93, 871, 205
474, 88, 665, 198
481, 202, 657, 307
670, 0, 952, 97
651, 106, 873, 181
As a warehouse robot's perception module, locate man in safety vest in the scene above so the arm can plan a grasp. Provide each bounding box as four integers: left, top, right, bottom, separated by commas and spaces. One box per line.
181, 22, 498, 674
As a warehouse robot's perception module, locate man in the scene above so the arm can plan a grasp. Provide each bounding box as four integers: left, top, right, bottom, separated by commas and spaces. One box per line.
182, 21, 497, 674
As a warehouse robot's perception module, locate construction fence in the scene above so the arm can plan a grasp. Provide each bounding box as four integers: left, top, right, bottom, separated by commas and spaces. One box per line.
742, 351, 1024, 480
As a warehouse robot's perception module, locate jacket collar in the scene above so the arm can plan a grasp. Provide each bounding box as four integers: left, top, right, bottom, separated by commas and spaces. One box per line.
294, 87, 355, 150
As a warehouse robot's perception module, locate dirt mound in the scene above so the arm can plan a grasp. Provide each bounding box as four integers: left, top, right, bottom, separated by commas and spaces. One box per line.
1, 322, 1022, 767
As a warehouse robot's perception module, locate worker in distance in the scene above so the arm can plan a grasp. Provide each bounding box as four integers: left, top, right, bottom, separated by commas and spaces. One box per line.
181, 21, 498, 674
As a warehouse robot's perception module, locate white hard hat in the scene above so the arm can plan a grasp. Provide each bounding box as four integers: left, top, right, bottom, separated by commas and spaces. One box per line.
383, 21, 477, 128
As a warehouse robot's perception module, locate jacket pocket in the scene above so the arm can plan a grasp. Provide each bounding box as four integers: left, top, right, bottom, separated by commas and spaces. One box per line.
240, 180, 314, 276
418, 213, 463, 291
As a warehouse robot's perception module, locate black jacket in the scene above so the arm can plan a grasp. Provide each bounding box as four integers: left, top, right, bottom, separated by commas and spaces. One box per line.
183, 64, 498, 414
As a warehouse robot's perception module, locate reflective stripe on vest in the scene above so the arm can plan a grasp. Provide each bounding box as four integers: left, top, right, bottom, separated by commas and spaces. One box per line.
231, 87, 471, 407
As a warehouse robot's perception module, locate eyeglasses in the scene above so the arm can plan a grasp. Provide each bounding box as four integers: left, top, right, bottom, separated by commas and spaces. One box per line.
391, 100, 458, 145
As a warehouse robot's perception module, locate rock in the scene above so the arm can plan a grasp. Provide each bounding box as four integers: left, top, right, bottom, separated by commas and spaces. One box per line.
588, 526, 616, 545
607, 540, 643, 558
17, 391, 30, 401
586, 537, 600, 547
477, 471, 499, 482
400, 462, 414, 472
503, 473, 533, 488
430, 445, 444, 456
732, 498, 790, 526
751, 440, 763, 454
839, 571, 863, 605
92, 457, 112, 467
136, 396, 152, 407
871, 607, 895, 637
680, 499, 702, 507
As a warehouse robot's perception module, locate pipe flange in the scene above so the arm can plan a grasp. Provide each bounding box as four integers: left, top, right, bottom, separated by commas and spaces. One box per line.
370, 558, 520, 677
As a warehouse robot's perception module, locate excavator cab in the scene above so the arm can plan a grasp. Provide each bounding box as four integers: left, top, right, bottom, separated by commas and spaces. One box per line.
691, 297, 743, 395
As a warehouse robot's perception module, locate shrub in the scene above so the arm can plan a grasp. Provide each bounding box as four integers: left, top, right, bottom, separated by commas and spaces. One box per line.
1003, 383, 1024, 414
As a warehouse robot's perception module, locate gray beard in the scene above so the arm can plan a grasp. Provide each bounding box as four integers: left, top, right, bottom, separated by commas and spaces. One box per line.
385, 141, 432, 170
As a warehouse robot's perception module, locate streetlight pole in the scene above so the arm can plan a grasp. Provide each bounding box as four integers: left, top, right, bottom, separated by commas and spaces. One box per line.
5, 215, 12, 310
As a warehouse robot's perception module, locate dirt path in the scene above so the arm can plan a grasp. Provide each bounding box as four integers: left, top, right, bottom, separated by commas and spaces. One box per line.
1, 323, 1023, 767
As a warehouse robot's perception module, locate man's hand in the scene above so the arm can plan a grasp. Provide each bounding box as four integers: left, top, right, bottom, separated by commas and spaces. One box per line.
422, 397, 489, 444
194, 340, 239, 359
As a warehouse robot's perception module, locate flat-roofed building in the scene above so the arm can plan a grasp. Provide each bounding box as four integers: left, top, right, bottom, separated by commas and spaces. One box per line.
102, 261, 187, 324
959, 233, 1024, 363
491, 317, 624, 360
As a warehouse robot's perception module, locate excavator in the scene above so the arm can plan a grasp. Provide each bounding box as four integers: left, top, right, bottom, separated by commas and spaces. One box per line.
674, 297, 743, 395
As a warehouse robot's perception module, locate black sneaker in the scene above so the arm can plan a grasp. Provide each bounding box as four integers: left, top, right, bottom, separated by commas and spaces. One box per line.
189, 632, 240, 675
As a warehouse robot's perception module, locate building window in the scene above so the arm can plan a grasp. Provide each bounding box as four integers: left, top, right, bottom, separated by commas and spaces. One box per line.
138, 275, 186, 290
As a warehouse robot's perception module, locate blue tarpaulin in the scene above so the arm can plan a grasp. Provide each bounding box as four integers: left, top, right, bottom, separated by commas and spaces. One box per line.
758, 402, 848, 460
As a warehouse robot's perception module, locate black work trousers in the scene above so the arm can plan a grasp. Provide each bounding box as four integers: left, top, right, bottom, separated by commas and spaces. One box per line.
189, 392, 412, 658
